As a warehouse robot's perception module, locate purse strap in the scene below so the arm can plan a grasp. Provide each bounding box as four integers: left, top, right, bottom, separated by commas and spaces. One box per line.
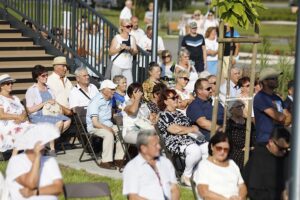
112, 35, 131, 62
76, 85, 91, 100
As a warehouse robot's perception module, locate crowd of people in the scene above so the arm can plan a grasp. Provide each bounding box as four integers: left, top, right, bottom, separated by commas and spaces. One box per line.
0, 1, 294, 200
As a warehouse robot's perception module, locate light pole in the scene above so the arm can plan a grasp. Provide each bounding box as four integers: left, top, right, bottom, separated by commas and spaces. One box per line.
151, 0, 158, 62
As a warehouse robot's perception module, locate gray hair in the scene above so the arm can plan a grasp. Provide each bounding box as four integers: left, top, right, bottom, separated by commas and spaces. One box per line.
74, 66, 88, 77
178, 47, 190, 62
136, 129, 157, 150
227, 99, 245, 118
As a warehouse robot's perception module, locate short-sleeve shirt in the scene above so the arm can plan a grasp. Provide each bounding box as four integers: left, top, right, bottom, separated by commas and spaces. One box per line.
6, 153, 62, 200
69, 83, 99, 109
112, 92, 126, 115
186, 97, 224, 139
123, 154, 177, 200
194, 159, 244, 199
119, 6, 132, 20
86, 92, 113, 132
254, 91, 285, 143
224, 30, 240, 56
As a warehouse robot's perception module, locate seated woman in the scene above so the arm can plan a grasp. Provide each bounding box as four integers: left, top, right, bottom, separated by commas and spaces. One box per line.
112, 75, 127, 116
227, 100, 255, 170
25, 65, 71, 156
157, 89, 208, 187
0, 74, 31, 156
122, 83, 145, 144
174, 70, 194, 114
194, 132, 247, 200
6, 124, 63, 200
160, 50, 175, 81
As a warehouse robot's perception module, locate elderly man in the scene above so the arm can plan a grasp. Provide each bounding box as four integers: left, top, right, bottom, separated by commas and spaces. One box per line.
130, 16, 145, 44
120, 0, 133, 21
47, 56, 73, 115
219, 67, 241, 105
86, 80, 124, 170
69, 67, 99, 109
123, 129, 180, 200
243, 127, 290, 200
253, 67, 291, 144
187, 78, 224, 140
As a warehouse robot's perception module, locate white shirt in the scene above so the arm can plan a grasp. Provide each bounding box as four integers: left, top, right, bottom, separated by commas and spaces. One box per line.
120, 6, 132, 20
69, 83, 99, 109
194, 159, 244, 199
219, 80, 241, 106
47, 72, 73, 108
205, 38, 218, 61
123, 154, 177, 200
6, 154, 62, 200
130, 28, 145, 44
138, 35, 165, 64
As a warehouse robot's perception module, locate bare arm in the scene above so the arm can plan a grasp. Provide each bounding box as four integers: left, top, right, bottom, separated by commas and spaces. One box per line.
20, 179, 63, 198
0, 108, 26, 122
264, 108, 286, 123
109, 37, 123, 56
27, 99, 56, 114
202, 45, 207, 67
171, 183, 180, 200
124, 90, 143, 116
128, 194, 148, 200
197, 184, 228, 200
196, 117, 221, 132
238, 183, 247, 200
167, 124, 199, 135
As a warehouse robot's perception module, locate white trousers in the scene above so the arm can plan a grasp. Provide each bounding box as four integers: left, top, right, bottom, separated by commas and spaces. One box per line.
111, 65, 133, 86
184, 142, 209, 177
91, 125, 124, 162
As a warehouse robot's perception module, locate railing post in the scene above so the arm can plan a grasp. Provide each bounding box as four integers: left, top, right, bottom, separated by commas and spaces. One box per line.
36, 0, 41, 27
49, 0, 53, 32
71, 0, 77, 71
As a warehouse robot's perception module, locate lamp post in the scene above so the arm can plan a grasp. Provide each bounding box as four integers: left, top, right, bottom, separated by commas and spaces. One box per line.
151, 0, 158, 62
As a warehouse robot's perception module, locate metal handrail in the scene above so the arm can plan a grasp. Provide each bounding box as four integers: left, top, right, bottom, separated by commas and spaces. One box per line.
1, 0, 150, 82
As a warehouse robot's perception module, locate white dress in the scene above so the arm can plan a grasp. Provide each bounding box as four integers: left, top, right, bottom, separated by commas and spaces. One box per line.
0, 95, 32, 152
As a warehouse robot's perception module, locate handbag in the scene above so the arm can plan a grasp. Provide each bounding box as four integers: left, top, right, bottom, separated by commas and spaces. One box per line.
134, 118, 154, 130
42, 102, 63, 116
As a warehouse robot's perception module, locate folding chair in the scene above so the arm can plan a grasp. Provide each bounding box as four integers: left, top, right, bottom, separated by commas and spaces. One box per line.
63, 182, 112, 200
154, 125, 185, 178
113, 115, 132, 161
73, 107, 101, 165
191, 171, 199, 200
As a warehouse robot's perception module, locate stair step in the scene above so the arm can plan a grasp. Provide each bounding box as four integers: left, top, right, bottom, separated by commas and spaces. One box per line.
0, 33, 24, 38
0, 60, 53, 68
0, 66, 52, 73
0, 50, 47, 57
0, 29, 21, 33
0, 24, 11, 29
0, 41, 34, 47
0, 37, 32, 42
0, 55, 54, 62
0, 21, 9, 25
0, 46, 44, 51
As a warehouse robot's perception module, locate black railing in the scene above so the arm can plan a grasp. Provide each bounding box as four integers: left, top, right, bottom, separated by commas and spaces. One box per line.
1, 0, 150, 82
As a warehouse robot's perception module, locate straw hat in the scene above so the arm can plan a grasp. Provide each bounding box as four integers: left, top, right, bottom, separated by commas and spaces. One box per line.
52, 56, 67, 66
0, 74, 15, 85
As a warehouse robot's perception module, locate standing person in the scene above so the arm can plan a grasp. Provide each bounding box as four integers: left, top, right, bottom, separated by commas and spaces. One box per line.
109, 19, 138, 86
205, 27, 218, 75
237, 76, 254, 118
284, 80, 293, 115
47, 56, 73, 116
194, 132, 247, 200
26, 65, 71, 156
243, 127, 290, 200
181, 21, 207, 73
112, 75, 127, 116
161, 50, 175, 80
123, 129, 180, 200
203, 11, 219, 35
193, 10, 205, 35
144, 2, 154, 25
130, 16, 145, 44
120, 0, 133, 21
187, 78, 224, 140
254, 67, 291, 144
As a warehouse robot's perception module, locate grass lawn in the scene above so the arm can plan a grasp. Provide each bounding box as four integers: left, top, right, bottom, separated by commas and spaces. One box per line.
0, 161, 194, 200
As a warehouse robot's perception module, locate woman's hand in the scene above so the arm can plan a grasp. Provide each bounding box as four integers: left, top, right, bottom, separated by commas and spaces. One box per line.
191, 125, 199, 133
20, 187, 36, 198
33, 141, 44, 156
133, 89, 143, 101
15, 111, 27, 124
46, 99, 56, 105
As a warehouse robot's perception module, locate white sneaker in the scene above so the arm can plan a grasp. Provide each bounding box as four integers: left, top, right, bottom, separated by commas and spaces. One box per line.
180, 175, 191, 187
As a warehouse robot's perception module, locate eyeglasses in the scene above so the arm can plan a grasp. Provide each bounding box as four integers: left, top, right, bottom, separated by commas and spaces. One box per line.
243, 84, 250, 88
204, 87, 212, 91
273, 140, 290, 153
162, 55, 171, 59
180, 77, 190, 82
209, 81, 216, 85
167, 95, 179, 101
3, 81, 13, 85
123, 25, 133, 29
40, 73, 48, 78
215, 146, 229, 153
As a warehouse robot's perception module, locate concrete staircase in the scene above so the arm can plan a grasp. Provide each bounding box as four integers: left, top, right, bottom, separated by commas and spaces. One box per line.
0, 20, 74, 100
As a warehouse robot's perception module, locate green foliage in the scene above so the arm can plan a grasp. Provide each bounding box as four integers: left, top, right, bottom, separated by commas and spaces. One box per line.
133, 0, 192, 11
277, 56, 294, 97
211, 0, 266, 29
259, 37, 271, 69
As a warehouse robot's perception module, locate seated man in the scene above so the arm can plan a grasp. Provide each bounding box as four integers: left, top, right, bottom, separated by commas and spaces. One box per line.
187, 78, 224, 140
86, 80, 124, 170
69, 66, 99, 110
243, 127, 290, 200
123, 129, 180, 200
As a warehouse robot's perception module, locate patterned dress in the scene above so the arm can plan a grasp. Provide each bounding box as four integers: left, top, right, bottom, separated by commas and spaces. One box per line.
157, 110, 206, 156
0, 95, 32, 152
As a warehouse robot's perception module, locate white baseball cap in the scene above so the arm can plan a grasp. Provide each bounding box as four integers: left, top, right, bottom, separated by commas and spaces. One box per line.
99, 80, 117, 90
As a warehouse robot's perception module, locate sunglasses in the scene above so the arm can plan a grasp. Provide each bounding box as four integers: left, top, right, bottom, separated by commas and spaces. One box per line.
215, 146, 229, 153
243, 84, 250, 88
162, 55, 171, 59
209, 81, 216, 85
180, 77, 190, 82
123, 25, 133, 29
204, 87, 212, 91
40, 73, 48, 78
3, 81, 14, 86
167, 95, 179, 101
273, 140, 290, 153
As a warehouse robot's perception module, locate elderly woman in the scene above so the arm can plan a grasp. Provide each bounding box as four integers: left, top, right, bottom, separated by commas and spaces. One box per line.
109, 19, 138, 85
174, 70, 194, 114
0, 74, 31, 155
142, 62, 163, 102
161, 50, 175, 80
25, 65, 71, 156
227, 100, 255, 170
175, 47, 198, 93
194, 132, 247, 200
112, 75, 127, 116
5, 124, 63, 200
157, 89, 208, 187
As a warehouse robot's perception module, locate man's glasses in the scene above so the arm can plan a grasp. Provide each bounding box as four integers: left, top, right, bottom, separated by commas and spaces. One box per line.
167, 95, 179, 101
180, 77, 190, 82
215, 146, 229, 153
123, 25, 133, 29
40, 73, 48, 78
204, 87, 212, 91
273, 140, 290, 153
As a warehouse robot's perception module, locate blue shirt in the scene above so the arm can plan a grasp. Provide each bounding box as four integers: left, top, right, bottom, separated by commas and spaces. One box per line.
86, 93, 113, 132
186, 97, 224, 140
254, 91, 285, 143
112, 92, 125, 115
